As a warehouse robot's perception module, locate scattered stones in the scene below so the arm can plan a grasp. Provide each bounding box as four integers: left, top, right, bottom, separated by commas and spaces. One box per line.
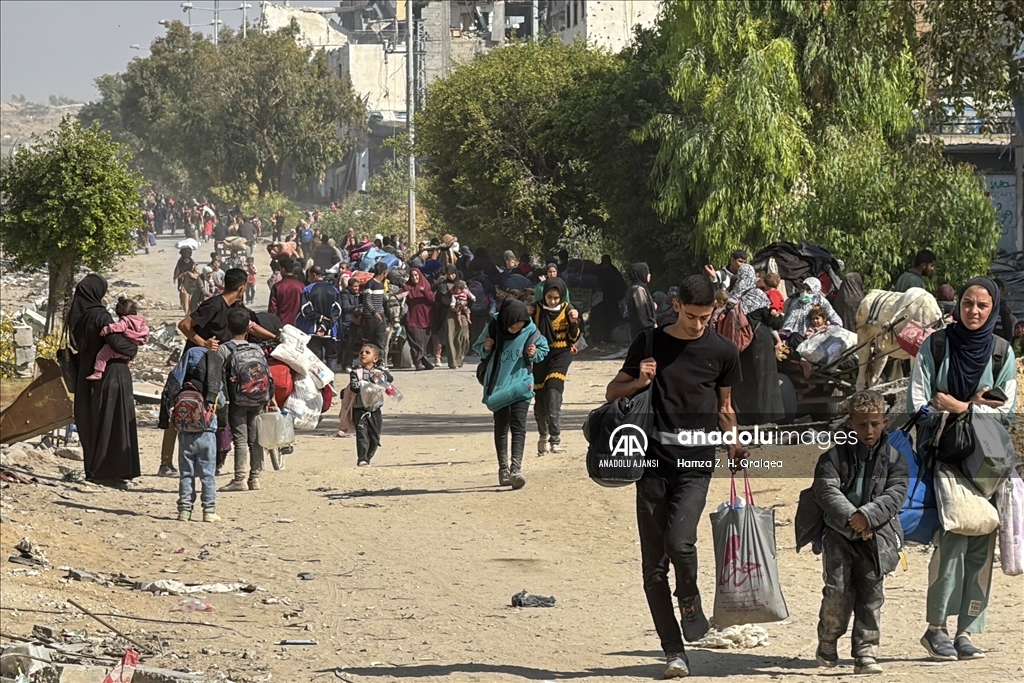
54, 446, 84, 462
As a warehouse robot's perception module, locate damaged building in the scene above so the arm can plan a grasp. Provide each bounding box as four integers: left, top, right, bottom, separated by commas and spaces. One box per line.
260, 1, 660, 201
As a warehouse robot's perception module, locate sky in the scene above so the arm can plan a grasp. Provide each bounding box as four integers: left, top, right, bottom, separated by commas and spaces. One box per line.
0, 1, 340, 104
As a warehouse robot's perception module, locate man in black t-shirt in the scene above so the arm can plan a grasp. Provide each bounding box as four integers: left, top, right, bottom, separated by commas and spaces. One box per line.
606, 273, 747, 679
178, 269, 275, 352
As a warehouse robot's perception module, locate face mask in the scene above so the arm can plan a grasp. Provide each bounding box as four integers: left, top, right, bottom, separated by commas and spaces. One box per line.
799, 293, 813, 304
542, 304, 561, 312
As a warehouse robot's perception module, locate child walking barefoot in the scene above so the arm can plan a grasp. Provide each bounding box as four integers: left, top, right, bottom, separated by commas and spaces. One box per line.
473, 299, 549, 490
350, 344, 393, 466
86, 299, 150, 381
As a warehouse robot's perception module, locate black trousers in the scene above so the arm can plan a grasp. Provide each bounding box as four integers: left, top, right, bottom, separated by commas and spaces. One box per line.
493, 400, 529, 472
636, 470, 712, 655
353, 407, 382, 463
307, 336, 338, 372
362, 317, 388, 355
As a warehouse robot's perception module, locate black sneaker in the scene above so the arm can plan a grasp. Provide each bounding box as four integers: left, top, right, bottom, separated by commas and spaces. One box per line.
156, 464, 177, 477
663, 651, 689, 679
815, 641, 838, 668
954, 634, 985, 660
678, 595, 709, 643
920, 628, 957, 661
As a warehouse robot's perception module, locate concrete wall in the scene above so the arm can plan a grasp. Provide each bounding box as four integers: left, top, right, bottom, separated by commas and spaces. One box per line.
556, 0, 659, 53
261, 2, 349, 49
339, 42, 408, 112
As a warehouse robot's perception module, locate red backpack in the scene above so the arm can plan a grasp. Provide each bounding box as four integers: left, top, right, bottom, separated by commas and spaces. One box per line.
717, 300, 754, 352
172, 388, 215, 433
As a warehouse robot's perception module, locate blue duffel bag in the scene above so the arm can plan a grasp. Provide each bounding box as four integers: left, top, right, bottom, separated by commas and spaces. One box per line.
892, 410, 939, 545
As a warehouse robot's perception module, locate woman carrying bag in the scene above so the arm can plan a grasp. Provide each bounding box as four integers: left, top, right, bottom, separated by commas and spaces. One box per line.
907, 277, 1017, 662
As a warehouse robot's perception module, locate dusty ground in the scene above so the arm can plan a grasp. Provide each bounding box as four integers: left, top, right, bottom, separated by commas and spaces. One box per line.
2, 235, 1022, 682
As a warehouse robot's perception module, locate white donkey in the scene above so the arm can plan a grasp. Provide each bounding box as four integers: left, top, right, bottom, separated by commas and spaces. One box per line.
855, 287, 943, 390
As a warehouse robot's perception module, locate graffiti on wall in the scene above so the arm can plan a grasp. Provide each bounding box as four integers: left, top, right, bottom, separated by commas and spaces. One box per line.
985, 175, 1017, 253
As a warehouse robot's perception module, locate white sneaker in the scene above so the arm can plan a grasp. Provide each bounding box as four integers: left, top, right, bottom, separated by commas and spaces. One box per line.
550, 443, 566, 453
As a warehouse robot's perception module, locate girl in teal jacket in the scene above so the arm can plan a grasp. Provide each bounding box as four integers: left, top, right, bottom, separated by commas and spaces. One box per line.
473, 299, 549, 490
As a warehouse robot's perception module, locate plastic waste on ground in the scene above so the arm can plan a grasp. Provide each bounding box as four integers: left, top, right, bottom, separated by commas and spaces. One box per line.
510, 590, 556, 607
101, 650, 140, 683
697, 624, 770, 649
255, 410, 296, 449
179, 597, 215, 612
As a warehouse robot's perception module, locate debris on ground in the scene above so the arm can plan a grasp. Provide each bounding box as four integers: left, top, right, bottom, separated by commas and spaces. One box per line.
14, 537, 49, 567
510, 590, 556, 608
136, 579, 259, 596
697, 624, 771, 649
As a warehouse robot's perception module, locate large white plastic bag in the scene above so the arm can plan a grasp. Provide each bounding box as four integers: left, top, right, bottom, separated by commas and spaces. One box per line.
710, 475, 789, 627
997, 475, 1024, 576
305, 354, 334, 389
271, 336, 313, 376
283, 375, 323, 429
796, 327, 858, 365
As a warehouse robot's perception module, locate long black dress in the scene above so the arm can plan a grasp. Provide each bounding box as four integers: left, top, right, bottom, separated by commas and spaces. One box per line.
73, 300, 141, 482
733, 307, 785, 425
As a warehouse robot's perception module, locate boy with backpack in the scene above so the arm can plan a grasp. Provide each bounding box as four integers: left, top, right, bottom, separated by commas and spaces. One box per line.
811, 389, 908, 675
166, 346, 224, 522
218, 307, 277, 492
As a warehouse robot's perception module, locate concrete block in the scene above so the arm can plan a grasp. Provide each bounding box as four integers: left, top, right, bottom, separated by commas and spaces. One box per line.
13, 325, 34, 347
15, 346, 36, 367
21, 309, 46, 330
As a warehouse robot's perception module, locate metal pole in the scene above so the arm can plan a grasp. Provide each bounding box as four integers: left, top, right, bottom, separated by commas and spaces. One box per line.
406, 0, 416, 250
214, 0, 220, 46
242, 2, 246, 38
531, 0, 538, 40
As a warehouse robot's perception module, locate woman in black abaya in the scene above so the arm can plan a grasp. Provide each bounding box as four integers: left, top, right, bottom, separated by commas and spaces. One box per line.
69, 274, 141, 487
729, 264, 785, 425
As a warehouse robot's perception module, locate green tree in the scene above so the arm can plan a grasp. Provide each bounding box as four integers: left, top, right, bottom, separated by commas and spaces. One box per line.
0, 118, 142, 332
85, 20, 364, 198
644, 0, 999, 287
417, 39, 616, 256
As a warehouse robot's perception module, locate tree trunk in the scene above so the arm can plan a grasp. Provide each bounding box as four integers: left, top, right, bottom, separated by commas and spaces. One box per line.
45, 253, 77, 336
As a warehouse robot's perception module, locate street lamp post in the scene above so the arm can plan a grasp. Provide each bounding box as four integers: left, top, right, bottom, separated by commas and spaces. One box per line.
406, 0, 416, 250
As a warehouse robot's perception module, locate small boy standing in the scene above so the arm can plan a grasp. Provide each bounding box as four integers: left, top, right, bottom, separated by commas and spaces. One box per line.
811, 390, 908, 675
350, 343, 393, 466
168, 347, 223, 522
218, 307, 276, 492
245, 257, 258, 304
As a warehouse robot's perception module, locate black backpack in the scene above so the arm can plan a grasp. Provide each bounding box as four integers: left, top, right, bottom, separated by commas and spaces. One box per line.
476, 322, 542, 387
582, 330, 654, 487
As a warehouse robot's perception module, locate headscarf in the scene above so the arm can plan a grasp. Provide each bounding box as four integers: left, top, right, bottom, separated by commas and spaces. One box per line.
486, 299, 531, 397
406, 268, 431, 297
536, 278, 569, 342
443, 264, 459, 281
502, 250, 516, 267
628, 263, 650, 288
653, 291, 667, 311
946, 277, 1000, 402
729, 263, 771, 313
68, 274, 108, 341
460, 246, 473, 260
783, 277, 827, 336
832, 272, 865, 331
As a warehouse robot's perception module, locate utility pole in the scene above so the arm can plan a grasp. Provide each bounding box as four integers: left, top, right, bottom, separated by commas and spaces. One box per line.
406, 0, 416, 250
531, 0, 538, 40
213, 0, 220, 46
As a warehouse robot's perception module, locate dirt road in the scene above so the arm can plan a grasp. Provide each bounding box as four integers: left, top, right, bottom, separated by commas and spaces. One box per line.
1, 234, 1022, 682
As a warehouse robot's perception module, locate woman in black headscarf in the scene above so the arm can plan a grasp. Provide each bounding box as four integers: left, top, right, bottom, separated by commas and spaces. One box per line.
833, 272, 865, 332
908, 276, 1017, 662
531, 278, 581, 456
589, 255, 627, 343
626, 263, 656, 341
69, 274, 141, 487
433, 264, 461, 368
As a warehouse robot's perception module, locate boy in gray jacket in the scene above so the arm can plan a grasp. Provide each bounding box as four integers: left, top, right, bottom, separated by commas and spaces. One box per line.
812, 390, 908, 675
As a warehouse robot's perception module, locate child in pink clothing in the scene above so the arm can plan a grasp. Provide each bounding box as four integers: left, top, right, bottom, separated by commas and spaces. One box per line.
86, 298, 150, 380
